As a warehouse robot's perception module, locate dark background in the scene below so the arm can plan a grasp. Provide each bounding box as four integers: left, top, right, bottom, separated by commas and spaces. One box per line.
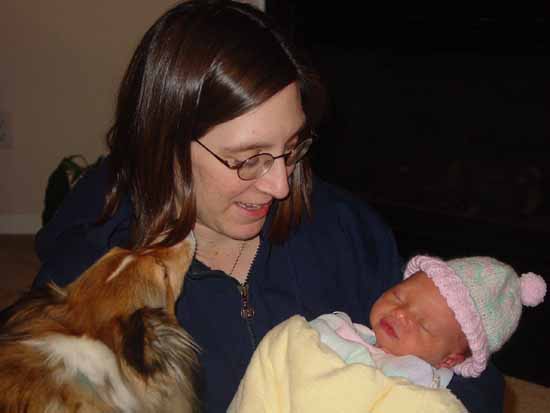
267, 2, 550, 386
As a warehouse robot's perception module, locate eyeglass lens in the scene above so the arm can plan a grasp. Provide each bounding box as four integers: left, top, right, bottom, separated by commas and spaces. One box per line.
238, 138, 312, 180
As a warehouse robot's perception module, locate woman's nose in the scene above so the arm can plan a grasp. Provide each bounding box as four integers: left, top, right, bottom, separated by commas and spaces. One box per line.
255, 158, 290, 199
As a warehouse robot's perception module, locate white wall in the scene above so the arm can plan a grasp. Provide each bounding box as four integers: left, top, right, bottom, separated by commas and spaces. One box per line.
0, 1, 178, 234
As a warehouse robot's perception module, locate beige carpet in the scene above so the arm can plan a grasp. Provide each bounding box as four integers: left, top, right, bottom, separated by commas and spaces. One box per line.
0, 234, 40, 310
0, 234, 549, 412
505, 376, 550, 413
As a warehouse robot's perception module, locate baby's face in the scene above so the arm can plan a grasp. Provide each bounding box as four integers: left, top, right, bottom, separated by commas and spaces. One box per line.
369, 271, 468, 368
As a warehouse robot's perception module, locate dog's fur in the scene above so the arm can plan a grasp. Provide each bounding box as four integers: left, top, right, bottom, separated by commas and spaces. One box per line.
0, 233, 199, 413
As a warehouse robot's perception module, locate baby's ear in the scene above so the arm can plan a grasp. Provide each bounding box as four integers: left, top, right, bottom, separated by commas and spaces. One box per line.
437, 352, 466, 369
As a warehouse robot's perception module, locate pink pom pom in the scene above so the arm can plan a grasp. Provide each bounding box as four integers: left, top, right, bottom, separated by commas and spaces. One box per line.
520, 272, 547, 307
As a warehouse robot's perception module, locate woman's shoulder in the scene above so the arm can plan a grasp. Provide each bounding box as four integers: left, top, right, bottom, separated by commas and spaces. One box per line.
287, 176, 401, 271
307, 176, 392, 238
35, 158, 132, 263
33, 158, 133, 288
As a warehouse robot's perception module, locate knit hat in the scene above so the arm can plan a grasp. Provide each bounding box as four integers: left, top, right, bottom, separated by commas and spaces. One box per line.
404, 255, 546, 378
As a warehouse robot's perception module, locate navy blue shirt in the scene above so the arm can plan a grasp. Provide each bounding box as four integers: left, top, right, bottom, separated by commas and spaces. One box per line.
33, 160, 503, 412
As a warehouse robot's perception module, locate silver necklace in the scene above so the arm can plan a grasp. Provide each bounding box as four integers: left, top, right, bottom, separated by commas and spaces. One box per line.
228, 240, 246, 276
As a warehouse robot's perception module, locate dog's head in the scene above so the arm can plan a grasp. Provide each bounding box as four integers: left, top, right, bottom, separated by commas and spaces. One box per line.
63, 231, 196, 333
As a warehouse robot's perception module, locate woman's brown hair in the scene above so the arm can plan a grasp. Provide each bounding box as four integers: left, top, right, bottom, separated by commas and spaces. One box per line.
103, 0, 325, 249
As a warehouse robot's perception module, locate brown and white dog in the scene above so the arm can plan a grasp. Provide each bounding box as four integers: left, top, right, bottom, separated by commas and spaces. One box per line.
0, 232, 199, 413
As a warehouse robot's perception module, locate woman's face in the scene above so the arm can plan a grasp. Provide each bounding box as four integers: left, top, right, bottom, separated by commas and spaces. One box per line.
369, 271, 468, 368
191, 82, 306, 242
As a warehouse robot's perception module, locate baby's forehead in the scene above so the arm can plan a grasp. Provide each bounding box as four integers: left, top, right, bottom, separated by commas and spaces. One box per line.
397, 271, 452, 309
406, 272, 463, 322
398, 270, 434, 289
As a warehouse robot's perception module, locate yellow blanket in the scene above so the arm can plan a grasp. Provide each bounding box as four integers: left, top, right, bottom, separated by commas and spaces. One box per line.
228, 315, 467, 413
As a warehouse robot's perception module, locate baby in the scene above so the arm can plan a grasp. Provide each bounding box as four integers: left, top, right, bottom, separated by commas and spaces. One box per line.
311, 255, 547, 388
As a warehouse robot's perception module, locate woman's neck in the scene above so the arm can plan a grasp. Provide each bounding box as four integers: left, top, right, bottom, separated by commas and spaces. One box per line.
193, 223, 259, 283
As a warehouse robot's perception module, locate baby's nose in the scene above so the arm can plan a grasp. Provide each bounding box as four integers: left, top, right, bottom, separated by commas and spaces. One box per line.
393, 308, 414, 328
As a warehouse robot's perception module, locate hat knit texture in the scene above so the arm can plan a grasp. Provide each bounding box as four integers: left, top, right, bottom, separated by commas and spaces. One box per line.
404, 255, 546, 378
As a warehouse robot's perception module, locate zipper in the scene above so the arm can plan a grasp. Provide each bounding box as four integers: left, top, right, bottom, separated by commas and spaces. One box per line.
238, 283, 255, 319
188, 239, 261, 349
236, 239, 261, 349
238, 282, 257, 348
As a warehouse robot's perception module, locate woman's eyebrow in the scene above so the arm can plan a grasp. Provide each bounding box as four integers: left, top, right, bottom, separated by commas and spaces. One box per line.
221, 122, 307, 153
223, 141, 269, 153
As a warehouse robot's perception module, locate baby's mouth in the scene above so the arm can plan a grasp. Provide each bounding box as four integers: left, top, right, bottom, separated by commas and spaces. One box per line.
379, 318, 398, 339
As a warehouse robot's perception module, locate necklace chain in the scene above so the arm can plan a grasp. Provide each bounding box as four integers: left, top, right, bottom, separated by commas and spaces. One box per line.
228, 240, 246, 276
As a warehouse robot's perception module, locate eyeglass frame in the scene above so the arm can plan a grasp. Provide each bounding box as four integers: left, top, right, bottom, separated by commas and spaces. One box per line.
194, 136, 313, 181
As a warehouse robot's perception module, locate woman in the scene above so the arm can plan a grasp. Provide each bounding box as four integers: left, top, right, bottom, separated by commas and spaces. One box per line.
33, 1, 503, 412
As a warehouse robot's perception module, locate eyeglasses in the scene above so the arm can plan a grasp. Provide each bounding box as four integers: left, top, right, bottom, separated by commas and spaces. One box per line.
194, 137, 313, 181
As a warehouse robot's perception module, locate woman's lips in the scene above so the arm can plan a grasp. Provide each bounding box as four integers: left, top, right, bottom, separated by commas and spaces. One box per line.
236, 201, 272, 218
379, 318, 398, 339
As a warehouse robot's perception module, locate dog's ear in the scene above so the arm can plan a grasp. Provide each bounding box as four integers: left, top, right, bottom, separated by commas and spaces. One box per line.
120, 308, 153, 376
120, 307, 199, 379
119, 308, 200, 412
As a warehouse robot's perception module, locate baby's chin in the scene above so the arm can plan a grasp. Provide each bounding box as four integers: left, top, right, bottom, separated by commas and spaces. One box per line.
372, 329, 396, 354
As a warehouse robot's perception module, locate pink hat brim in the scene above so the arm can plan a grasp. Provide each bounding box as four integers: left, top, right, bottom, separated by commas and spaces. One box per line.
404, 255, 490, 377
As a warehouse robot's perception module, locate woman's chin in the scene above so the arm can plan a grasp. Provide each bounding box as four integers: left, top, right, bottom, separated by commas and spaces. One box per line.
232, 221, 265, 240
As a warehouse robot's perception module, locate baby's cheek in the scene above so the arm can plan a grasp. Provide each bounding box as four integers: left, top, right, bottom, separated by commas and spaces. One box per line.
379, 337, 407, 357
392, 333, 421, 356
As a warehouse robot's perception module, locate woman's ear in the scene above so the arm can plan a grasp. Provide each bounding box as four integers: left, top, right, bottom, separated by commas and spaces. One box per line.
437, 352, 466, 369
